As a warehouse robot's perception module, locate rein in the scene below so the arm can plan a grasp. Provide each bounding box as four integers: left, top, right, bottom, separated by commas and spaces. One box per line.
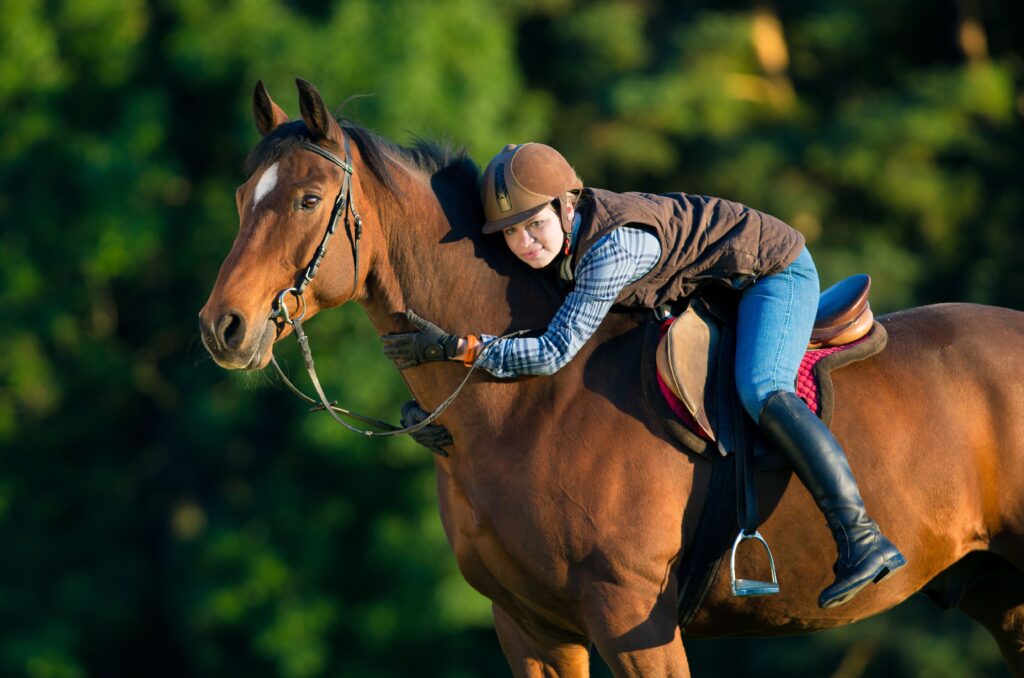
268, 319, 524, 438
268, 132, 527, 441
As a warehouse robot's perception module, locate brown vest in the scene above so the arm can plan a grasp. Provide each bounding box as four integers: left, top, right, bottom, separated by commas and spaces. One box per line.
567, 188, 806, 308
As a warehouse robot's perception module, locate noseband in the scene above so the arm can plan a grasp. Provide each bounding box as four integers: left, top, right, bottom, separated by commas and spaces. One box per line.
265, 131, 526, 449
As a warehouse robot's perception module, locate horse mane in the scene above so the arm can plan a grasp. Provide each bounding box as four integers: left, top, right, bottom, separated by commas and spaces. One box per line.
245, 119, 481, 203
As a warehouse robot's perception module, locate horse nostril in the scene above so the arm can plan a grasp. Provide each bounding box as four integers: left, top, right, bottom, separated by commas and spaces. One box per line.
217, 310, 247, 351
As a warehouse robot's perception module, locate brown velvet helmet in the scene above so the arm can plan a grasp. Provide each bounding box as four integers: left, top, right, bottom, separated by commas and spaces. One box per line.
480, 143, 582, 235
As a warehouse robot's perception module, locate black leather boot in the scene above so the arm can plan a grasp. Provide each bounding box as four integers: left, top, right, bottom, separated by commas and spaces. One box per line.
759, 390, 906, 608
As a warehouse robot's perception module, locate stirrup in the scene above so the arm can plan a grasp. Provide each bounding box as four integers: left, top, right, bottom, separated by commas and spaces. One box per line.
730, 530, 780, 597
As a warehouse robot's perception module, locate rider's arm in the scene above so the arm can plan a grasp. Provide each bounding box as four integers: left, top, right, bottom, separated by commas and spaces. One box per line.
473, 227, 661, 378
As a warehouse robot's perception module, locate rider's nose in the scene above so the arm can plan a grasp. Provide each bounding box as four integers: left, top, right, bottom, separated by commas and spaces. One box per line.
216, 309, 247, 351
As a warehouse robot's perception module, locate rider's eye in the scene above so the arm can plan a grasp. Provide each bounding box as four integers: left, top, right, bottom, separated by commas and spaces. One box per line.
301, 195, 321, 210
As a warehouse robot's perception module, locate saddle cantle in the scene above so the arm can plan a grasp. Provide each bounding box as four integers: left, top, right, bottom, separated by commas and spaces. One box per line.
810, 273, 873, 348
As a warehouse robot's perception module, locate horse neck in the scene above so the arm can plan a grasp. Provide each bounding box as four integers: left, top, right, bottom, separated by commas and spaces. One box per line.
351, 159, 531, 399
361, 171, 503, 319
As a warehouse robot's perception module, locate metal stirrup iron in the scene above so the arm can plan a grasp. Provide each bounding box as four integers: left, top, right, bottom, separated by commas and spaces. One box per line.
730, 530, 780, 597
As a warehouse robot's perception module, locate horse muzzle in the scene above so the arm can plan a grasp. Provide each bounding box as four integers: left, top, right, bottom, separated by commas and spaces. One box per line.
198, 306, 277, 370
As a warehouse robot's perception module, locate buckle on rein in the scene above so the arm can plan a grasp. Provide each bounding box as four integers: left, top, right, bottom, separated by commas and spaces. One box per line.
270, 287, 306, 324
730, 530, 780, 597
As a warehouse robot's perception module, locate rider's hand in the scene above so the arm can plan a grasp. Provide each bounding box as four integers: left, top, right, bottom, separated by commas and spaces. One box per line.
381, 310, 462, 369
401, 400, 453, 456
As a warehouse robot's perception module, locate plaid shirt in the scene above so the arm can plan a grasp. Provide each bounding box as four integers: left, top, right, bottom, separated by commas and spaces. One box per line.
479, 226, 661, 378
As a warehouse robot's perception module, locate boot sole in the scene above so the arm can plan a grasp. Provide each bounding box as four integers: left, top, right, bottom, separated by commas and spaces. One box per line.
819, 554, 908, 609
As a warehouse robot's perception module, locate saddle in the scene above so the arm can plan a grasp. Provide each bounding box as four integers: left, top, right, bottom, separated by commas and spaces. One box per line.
645, 274, 883, 455
637, 274, 889, 628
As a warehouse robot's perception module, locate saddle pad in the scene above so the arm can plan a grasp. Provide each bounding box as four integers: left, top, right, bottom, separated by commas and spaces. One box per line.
654, 320, 889, 444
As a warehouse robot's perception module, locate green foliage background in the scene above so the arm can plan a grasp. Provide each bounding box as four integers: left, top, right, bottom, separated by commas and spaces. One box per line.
1, 0, 1022, 675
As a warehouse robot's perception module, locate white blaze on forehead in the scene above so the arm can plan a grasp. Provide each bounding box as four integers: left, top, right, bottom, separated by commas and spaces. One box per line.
252, 162, 279, 208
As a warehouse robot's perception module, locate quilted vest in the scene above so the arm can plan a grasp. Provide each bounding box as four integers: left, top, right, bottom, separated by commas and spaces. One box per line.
566, 188, 806, 308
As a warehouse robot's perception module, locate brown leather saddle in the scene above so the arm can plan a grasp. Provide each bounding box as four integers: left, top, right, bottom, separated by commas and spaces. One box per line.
652, 274, 878, 446
809, 273, 874, 347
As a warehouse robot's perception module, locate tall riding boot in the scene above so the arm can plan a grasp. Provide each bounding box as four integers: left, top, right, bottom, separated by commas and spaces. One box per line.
759, 390, 906, 608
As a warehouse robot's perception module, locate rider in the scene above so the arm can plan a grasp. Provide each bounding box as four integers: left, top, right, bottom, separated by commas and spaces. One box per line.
382, 142, 906, 609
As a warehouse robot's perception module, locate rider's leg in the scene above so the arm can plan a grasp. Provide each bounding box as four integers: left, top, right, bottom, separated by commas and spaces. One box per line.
735, 247, 906, 608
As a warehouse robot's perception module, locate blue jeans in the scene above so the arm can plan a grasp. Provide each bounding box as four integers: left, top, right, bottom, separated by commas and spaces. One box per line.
735, 247, 819, 423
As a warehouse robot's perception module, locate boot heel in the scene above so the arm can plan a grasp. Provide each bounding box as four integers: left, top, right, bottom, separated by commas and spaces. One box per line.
871, 553, 907, 584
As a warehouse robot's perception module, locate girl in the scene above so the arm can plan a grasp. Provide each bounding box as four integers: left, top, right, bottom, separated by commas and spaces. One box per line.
382, 142, 905, 609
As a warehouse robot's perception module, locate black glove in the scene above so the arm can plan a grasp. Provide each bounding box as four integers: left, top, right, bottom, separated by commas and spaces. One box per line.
401, 400, 453, 457
381, 310, 461, 369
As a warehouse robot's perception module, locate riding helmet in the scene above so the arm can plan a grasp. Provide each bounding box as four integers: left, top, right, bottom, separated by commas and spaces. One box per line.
480, 143, 582, 235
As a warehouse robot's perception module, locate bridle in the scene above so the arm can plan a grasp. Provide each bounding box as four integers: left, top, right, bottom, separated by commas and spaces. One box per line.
265, 131, 524, 449
270, 135, 362, 322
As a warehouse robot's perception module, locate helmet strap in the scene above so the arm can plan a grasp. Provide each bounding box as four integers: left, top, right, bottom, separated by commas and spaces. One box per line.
556, 195, 574, 256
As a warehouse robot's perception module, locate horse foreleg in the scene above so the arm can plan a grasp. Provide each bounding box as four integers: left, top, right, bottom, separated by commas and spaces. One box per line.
492, 603, 591, 677
584, 583, 691, 677
955, 554, 1024, 676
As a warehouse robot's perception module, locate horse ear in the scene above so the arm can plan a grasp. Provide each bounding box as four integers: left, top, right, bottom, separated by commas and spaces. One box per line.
253, 80, 290, 137
296, 78, 343, 143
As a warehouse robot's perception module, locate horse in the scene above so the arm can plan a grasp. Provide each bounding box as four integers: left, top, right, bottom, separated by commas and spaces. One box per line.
198, 79, 1024, 676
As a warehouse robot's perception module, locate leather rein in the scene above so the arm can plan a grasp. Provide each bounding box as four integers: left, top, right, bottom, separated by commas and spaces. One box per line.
266, 132, 521, 443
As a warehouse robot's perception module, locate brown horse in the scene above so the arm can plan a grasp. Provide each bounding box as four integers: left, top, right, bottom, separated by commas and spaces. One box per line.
199, 79, 1024, 676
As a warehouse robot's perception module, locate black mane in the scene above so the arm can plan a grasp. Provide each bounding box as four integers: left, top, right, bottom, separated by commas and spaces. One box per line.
245, 119, 480, 200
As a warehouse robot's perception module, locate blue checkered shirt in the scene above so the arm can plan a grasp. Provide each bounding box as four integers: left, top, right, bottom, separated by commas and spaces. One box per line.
478, 226, 662, 378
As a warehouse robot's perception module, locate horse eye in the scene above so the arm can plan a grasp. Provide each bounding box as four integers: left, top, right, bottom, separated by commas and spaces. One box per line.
301, 195, 321, 210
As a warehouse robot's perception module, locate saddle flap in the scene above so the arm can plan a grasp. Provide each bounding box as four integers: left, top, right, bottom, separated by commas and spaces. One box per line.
656, 304, 719, 441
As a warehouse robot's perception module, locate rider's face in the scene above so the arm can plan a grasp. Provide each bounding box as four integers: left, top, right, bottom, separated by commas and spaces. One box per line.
502, 203, 574, 269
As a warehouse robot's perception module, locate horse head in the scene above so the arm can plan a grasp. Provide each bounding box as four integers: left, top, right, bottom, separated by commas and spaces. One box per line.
200, 78, 564, 375
198, 79, 379, 369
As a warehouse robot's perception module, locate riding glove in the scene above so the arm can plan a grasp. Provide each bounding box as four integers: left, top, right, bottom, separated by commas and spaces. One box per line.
381, 310, 461, 369
400, 400, 453, 457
